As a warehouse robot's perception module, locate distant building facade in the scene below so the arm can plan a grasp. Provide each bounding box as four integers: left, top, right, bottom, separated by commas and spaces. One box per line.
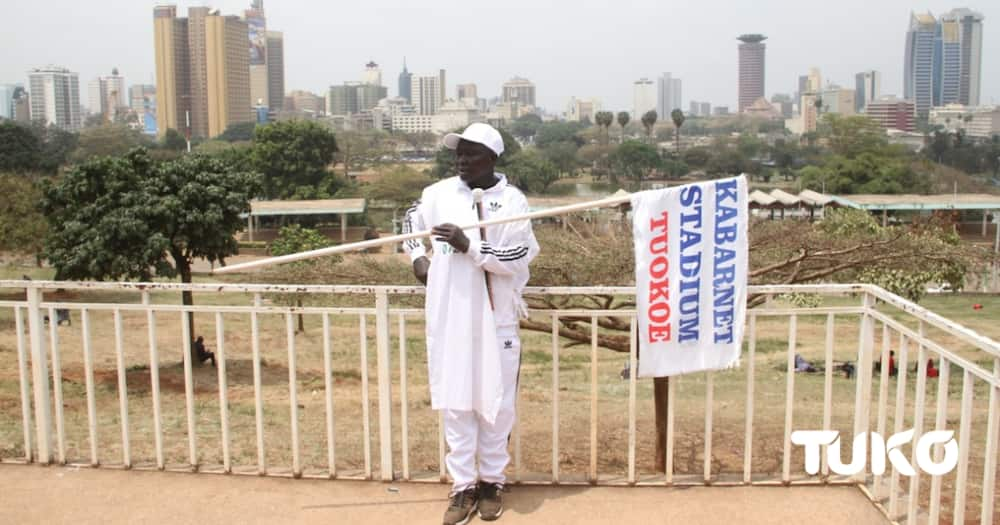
737, 34, 766, 113
656, 72, 682, 119
28, 66, 82, 131
153, 5, 253, 139
854, 70, 881, 112
88, 68, 128, 120
501, 76, 536, 107
632, 78, 656, 119
866, 96, 916, 132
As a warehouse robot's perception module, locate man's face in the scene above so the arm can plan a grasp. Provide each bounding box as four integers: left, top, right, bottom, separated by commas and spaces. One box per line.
456, 139, 496, 183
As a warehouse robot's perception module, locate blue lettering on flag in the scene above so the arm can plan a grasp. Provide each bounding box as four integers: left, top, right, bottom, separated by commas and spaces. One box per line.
713, 179, 739, 343
677, 185, 703, 343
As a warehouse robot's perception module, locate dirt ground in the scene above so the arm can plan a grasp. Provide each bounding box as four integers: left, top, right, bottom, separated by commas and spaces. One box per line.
0, 464, 890, 525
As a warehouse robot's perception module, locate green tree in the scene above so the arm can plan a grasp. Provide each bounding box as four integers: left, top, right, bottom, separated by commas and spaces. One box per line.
507, 149, 560, 193
534, 121, 585, 148
681, 147, 711, 168
364, 166, 433, 206
641, 110, 658, 144
71, 124, 152, 163
822, 114, 888, 158
660, 158, 690, 179
798, 153, 930, 194
269, 224, 337, 332
616, 111, 630, 143
510, 113, 543, 142
670, 109, 685, 154
162, 128, 188, 151
41, 148, 261, 339
540, 141, 580, 177
609, 140, 661, 188
251, 119, 339, 199
0, 173, 46, 257
218, 121, 257, 142
34, 124, 79, 173
0, 121, 42, 173
594, 111, 614, 145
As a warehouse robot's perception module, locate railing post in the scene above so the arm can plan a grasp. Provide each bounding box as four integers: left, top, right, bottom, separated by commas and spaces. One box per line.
26, 287, 53, 464
852, 292, 875, 483
981, 358, 1000, 523
375, 289, 394, 481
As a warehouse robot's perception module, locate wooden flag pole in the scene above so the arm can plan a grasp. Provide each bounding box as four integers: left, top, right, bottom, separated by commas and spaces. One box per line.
212, 192, 632, 275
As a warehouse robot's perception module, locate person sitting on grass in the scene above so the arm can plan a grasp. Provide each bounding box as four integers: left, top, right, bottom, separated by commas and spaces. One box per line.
192, 336, 216, 367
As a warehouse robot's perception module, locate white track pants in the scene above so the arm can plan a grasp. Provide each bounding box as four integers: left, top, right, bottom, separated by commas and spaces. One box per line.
443, 331, 521, 493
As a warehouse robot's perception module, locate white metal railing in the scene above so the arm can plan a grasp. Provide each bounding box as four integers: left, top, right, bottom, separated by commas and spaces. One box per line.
1, 281, 998, 524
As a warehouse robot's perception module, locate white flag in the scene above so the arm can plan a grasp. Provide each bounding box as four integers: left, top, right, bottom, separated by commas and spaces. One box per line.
630, 175, 749, 377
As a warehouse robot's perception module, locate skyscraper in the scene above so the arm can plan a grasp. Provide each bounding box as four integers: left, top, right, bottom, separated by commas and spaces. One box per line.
363, 61, 382, 86
0, 83, 23, 120
28, 66, 82, 131
411, 71, 446, 115
904, 13, 937, 122
153, 4, 190, 138
944, 8, 984, 106
153, 5, 252, 139
633, 78, 656, 119
265, 31, 284, 111
737, 34, 766, 113
656, 72, 682, 119
88, 68, 127, 120
245, 1, 268, 107
905, 10, 983, 122
501, 77, 536, 107
854, 71, 881, 113
398, 58, 412, 103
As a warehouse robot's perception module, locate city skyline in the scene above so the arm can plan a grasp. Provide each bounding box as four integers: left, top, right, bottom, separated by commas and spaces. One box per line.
2, 0, 998, 116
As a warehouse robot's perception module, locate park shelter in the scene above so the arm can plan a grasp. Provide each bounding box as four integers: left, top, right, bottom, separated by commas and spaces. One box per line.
246, 198, 367, 242
832, 193, 1000, 233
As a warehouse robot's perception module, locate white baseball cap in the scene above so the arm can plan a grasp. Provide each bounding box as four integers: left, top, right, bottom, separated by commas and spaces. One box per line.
442, 123, 504, 157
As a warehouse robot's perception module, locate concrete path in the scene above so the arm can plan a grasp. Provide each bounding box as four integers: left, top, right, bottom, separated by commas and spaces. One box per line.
1, 465, 889, 524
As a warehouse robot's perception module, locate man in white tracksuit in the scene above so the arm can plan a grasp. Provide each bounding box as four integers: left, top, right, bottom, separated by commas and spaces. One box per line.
403, 123, 539, 524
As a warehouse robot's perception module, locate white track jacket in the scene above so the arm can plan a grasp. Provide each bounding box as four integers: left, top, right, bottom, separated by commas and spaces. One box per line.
403, 173, 539, 423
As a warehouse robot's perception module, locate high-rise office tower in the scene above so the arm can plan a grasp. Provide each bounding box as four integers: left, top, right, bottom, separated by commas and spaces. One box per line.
936, 15, 961, 106
266, 31, 284, 111
633, 78, 656, 119
88, 68, 128, 121
0, 84, 19, 120
154, 5, 252, 139
854, 71, 881, 112
363, 61, 382, 86
12, 86, 31, 123
904, 13, 937, 122
942, 8, 984, 106
905, 10, 983, 121
398, 58, 412, 103
28, 66, 82, 131
245, 1, 267, 107
205, 14, 251, 137
738, 34, 766, 113
656, 72, 682, 119
411, 71, 445, 115
501, 77, 536, 107
153, 5, 190, 138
